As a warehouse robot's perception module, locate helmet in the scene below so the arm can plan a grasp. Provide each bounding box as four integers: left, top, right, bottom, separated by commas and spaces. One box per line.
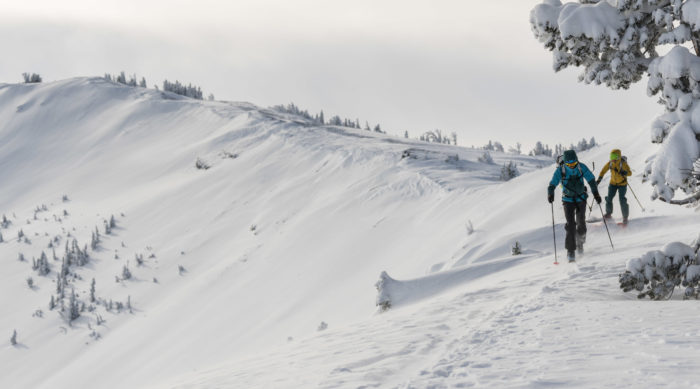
610, 149, 621, 161
563, 150, 578, 167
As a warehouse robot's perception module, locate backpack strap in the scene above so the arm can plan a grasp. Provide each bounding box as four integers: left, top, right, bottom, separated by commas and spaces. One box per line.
560, 163, 587, 202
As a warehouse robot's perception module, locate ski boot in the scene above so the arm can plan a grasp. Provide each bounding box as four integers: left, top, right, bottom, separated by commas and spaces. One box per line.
603, 213, 612, 219
567, 250, 576, 263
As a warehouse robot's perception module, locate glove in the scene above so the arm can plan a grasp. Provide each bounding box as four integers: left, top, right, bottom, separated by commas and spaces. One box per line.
593, 192, 602, 204
548, 193, 554, 203
596, 177, 602, 185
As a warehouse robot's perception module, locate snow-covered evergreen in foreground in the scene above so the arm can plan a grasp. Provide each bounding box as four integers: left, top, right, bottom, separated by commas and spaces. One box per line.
0, 78, 699, 389
530, 0, 700, 204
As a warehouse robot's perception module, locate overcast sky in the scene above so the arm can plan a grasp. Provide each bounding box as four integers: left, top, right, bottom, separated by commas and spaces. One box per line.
0, 0, 660, 150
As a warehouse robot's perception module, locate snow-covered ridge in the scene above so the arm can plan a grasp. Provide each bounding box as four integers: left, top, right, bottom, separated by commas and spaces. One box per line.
0, 77, 553, 388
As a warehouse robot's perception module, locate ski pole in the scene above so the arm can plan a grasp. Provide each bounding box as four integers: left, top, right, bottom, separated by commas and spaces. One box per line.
551, 202, 559, 265
627, 183, 645, 212
598, 202, 614, 251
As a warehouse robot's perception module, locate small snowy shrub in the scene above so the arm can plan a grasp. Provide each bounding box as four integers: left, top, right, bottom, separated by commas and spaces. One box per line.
500, 161, 520, 181
317, 322, 328, 331
26, 277, 34, 289
465, 220, 474, 236
478, 151, 494, 164
619, 239, 700, 300
10, 330, 17, 346
121, 264, 132, 280
195, 158, 210, 170
512, 241, 522, 256
375, 271, 396, 312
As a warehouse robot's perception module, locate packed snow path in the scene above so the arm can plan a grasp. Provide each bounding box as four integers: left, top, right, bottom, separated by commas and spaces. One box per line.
164, 214, 700, 388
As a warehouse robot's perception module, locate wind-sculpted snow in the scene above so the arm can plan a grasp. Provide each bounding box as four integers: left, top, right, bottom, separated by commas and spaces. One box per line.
376, 255, 531, 311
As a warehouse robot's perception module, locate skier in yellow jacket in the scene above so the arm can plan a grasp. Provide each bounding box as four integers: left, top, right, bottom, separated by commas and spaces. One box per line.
596, 148, 632, 224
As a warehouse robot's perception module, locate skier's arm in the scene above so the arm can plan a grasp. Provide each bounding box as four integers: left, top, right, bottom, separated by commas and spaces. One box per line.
621, 160, 632, 177
583, 165, 601, 198
547, 169, 561, 201
598, 162, 609, 180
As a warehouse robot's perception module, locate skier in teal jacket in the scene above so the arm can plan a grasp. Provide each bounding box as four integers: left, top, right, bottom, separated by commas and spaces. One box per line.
548, 150, 601, 262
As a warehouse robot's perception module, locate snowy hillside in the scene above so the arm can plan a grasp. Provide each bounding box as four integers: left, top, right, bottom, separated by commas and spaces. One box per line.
0, 78, 698, 389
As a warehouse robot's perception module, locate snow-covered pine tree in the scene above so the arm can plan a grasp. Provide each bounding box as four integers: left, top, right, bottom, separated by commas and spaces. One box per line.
478, 151, 495, 164
619, 240, 700, 300
512, 241, 522, 256
10, 330, 16, 346
69, 288, 80, 322
122, 263, 132, 280
500, 161, 520, 181
33, 251, 50, 276
22, 72, 42, 83
531, 0, 700, 203
90, 278, 96, 303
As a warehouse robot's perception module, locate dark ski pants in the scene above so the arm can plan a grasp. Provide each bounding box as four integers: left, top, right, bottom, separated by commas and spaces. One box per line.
605, 184, 629, 219
563, 201, 587, 253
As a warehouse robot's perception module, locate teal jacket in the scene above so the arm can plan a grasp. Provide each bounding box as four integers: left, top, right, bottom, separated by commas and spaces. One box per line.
548, 163, 598, 203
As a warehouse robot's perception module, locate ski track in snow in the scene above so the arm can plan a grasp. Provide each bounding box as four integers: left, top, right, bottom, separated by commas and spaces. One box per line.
167, 214, 700, 389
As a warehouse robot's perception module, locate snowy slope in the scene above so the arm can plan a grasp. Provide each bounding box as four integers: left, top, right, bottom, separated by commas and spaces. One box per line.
0, 78, 698, 389
0, 77, 554, 389
161, 121, 700, 388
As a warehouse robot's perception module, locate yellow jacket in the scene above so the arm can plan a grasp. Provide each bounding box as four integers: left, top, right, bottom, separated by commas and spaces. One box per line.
599, 150, 631, 186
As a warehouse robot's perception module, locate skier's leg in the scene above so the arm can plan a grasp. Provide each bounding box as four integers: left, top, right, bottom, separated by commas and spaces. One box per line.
605, 184, 615, 216
575, 201, 587, 253
619, 185, 629, 220
563, 202, 576, 253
